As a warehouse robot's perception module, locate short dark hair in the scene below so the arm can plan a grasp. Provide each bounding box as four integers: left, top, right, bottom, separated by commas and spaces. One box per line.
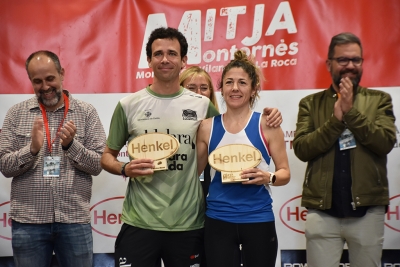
25, 50, 62, 77
146, 27, 188, 59
328, 32, 363, 59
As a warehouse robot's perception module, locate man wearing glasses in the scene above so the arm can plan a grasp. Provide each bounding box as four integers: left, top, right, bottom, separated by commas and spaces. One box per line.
293, 32, 396, 267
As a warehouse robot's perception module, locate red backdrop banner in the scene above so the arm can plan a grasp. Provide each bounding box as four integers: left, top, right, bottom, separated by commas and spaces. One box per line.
0, 0, 399, 94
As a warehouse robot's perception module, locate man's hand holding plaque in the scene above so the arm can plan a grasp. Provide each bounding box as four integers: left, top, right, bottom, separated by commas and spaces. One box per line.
127, 132, 180, 171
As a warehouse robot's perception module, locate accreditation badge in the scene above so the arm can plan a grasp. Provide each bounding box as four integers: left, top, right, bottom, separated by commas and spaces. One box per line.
43, 156, 61, 177
339, 128, 357, 150
199, 171, 205, 181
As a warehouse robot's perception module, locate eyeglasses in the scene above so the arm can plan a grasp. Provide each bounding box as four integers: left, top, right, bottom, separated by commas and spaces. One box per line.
329, 57, 364, 66
185, 85, 210, 92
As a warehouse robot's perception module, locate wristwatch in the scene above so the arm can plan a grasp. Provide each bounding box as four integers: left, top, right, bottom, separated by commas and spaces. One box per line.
121, 162, 129, 177
268, 172, 276, 185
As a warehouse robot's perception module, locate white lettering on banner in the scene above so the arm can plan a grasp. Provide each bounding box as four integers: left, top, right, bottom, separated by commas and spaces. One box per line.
183, 10, 201, 63
138, 1, 298, 68
385, 264, 400, 267
271, 58, 297, 67
138, 14, 168, 67
201, 64, 225, 73
220, 6, 246, 40
242, 4, 263, 46
136, 71, 154, 79
204, 9, 216, 41
265, 2, 297, 36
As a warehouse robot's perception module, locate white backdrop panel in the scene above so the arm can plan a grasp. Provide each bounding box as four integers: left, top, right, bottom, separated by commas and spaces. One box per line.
1, 88, 399, 264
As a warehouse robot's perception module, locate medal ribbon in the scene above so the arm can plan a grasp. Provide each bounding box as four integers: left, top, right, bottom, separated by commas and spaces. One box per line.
38, 92, 69, 155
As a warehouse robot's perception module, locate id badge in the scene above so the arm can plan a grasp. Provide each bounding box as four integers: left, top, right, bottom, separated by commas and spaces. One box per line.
43, 156, 61, 177
199, 171, 204, 182
339, 128, 356, 150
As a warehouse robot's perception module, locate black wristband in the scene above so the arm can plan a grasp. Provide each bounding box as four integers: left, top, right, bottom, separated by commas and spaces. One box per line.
121, 162, 129, 177
62, 139, 74, 151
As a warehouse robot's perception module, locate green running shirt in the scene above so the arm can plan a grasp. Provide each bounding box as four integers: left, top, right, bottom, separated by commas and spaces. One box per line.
107, 86, 219, 231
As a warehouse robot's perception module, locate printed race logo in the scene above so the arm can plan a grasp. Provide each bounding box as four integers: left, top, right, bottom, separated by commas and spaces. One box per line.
279, 195, 306, 234
385, 194, 400, 232
90, 197, 124, 238
135, 1, 299, 89
0, 201, 11, 240
138, 2, 298, 68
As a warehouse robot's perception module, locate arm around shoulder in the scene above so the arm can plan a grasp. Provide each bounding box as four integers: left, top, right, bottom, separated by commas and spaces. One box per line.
262, 122, 290, 186
196, 119, 212, 176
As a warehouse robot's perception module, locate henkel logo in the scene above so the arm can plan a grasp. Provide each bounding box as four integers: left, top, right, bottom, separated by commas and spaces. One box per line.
279, 195, 306, 234
385, 194, 400, 232
90, 197, 124, 238
279, 194, 400, 234
0, 201, 11, 240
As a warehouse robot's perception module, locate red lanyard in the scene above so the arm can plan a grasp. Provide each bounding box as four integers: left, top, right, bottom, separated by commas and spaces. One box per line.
38, 92, 69, 154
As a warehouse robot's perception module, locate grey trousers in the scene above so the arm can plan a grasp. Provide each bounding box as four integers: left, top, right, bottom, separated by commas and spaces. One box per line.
305, 206, 385, 267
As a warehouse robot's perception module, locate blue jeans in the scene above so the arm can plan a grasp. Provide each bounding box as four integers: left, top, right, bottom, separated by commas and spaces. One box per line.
12, 220, 93, 267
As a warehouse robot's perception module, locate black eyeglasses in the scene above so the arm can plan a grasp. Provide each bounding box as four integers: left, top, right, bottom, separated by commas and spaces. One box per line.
185, 85, 210, 92
329, 57, 364, 66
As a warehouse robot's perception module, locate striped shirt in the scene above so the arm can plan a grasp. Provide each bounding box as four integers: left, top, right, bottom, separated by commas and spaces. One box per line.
0, 90, 106, 224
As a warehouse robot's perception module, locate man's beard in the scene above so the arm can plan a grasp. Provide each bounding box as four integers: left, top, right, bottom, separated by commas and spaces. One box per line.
333, 69, 362, 89
36, 88, 62, 107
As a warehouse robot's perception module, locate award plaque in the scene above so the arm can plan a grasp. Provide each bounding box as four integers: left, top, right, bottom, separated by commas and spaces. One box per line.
208, 144, 262, 183
127, 132, 180, 171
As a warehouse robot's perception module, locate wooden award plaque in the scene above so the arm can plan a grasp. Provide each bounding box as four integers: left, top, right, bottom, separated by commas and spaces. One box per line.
208, 144, 262, 183
127, 133, 180, 171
